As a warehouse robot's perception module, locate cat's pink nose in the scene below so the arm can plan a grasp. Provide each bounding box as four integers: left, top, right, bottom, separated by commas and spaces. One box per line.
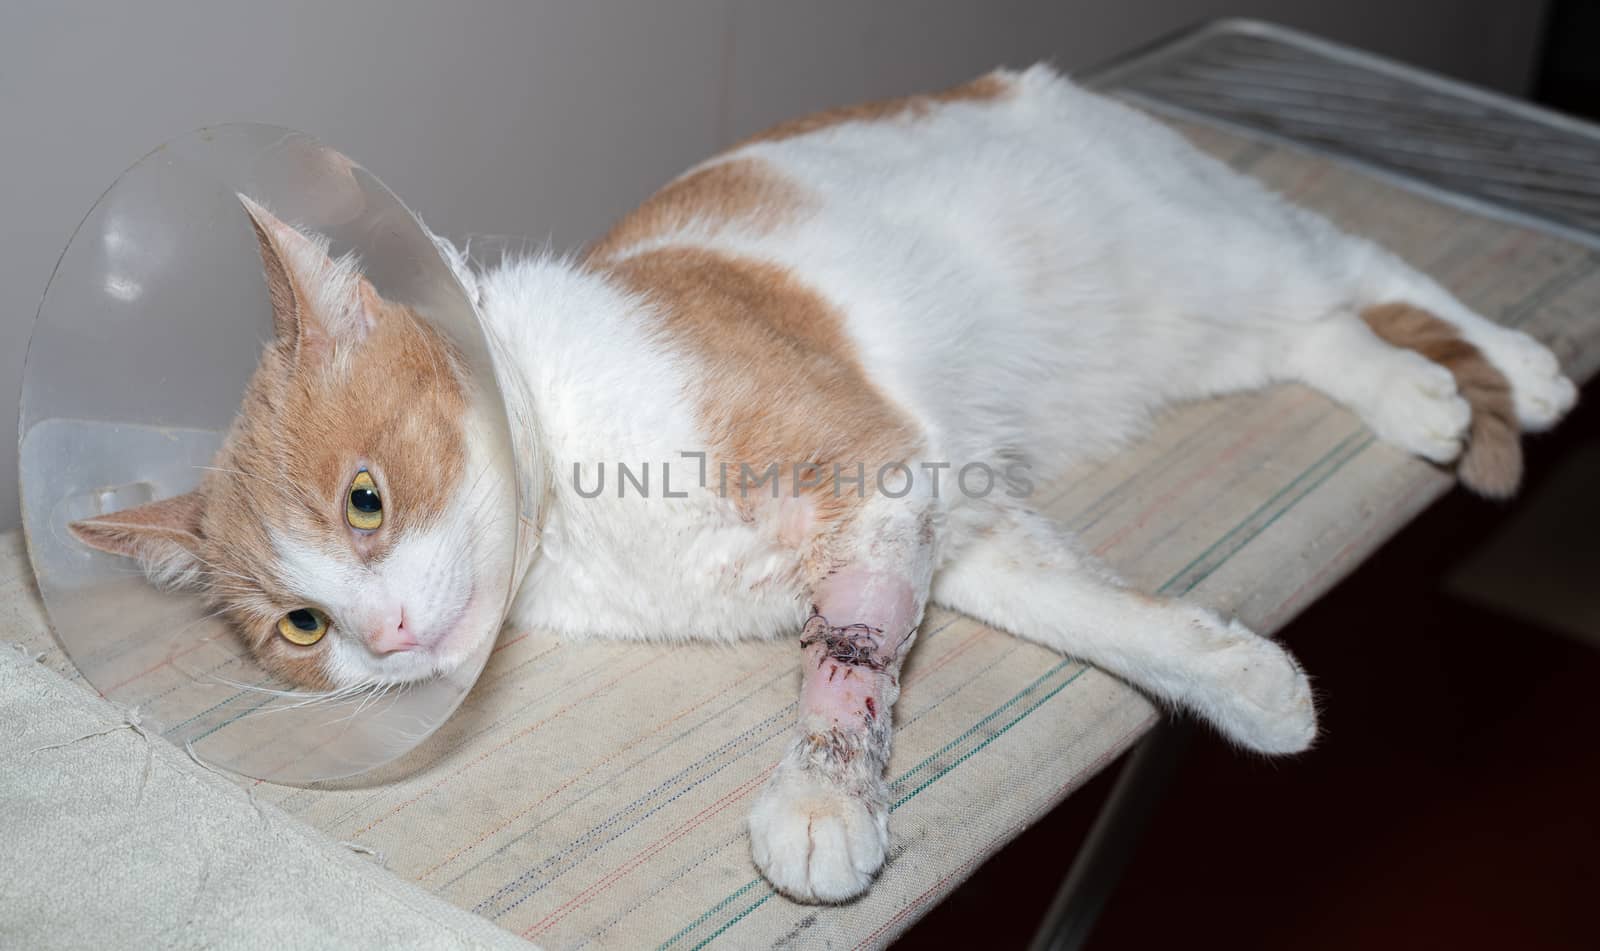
366, 606, 417, 654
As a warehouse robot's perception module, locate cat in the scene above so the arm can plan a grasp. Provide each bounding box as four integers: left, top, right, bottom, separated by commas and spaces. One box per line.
71, 65, 1576, 904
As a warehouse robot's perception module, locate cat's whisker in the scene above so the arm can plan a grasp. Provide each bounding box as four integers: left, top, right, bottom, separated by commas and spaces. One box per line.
353, 680, 396, 719
310, 677, 416, 725
439, 462, 500, 576
213, 676, 346, 701
231, 678, 398, 721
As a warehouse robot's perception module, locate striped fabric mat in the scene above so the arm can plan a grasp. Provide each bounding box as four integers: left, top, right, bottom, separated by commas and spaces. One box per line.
5, 113, 1598, 949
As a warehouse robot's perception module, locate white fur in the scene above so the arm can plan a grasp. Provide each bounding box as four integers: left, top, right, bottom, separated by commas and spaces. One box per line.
477, 256, 813, 645
478, 66, 1572, 656
298, 67, 1575, 900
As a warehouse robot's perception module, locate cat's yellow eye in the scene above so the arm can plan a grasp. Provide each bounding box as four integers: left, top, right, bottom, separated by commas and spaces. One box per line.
277, 608, 329, 646
346, 469, 383, 531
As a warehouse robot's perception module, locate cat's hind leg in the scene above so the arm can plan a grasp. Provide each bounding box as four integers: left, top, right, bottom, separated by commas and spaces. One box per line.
1279, 298, 1548, 497
931, 508, 1317, 754
1171, 206, 1572, 493
1356, 261, 1577, 433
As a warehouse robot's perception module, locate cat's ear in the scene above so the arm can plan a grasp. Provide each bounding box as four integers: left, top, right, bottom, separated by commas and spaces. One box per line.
237, 195, 377, 359
69, 492, 208, 590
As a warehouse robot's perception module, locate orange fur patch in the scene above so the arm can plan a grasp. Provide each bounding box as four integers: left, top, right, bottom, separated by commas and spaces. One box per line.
599, 248, 921, 537
586, 157, 812, 263
585, 76, 1017, 540
587, 75, 1015, 558
740, 71, 1014, 146
1361, 302, 1521, 497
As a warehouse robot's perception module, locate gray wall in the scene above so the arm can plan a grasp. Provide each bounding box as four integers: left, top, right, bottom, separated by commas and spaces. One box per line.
0, 1, 1550, 532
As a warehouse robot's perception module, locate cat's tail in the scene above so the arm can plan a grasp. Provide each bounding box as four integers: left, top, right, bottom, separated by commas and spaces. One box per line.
1360, 303, 1521, 498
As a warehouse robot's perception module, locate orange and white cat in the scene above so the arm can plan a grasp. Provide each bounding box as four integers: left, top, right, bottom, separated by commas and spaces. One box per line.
73, 67, 1575, 903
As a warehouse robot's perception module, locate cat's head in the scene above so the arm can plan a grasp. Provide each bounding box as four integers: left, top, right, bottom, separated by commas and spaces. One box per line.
70, 197, 516, 691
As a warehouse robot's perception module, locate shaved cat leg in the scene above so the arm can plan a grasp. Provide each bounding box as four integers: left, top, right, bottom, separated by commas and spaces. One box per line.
931, 508, 1316, 754
748, 496, 936, 903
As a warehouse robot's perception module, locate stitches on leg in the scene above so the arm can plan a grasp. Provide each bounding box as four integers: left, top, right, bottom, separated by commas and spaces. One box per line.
799, 614, 888, 671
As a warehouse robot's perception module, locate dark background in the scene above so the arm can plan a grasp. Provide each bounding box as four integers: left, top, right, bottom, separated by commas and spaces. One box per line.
1536, 0, 1600, 120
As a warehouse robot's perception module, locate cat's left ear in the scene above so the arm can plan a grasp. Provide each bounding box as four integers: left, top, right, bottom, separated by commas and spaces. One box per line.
237, 195, 377, 360
69, 491, 208, 590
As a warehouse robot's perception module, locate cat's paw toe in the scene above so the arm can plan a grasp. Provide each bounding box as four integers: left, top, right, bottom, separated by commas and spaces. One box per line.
1367, 357, 1471, 464
1479, 329, 1575, 430
749, 769, 887, 904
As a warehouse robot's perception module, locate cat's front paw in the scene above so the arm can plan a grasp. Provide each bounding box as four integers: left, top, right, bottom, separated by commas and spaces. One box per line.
748, 766, 888, 903
1185, 612, 1317, 754
1476, 327, 1576, 431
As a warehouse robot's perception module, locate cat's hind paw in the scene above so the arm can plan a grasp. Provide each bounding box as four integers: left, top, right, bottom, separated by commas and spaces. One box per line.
1363, 353, 1472, 464
749, 767, 888, 903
